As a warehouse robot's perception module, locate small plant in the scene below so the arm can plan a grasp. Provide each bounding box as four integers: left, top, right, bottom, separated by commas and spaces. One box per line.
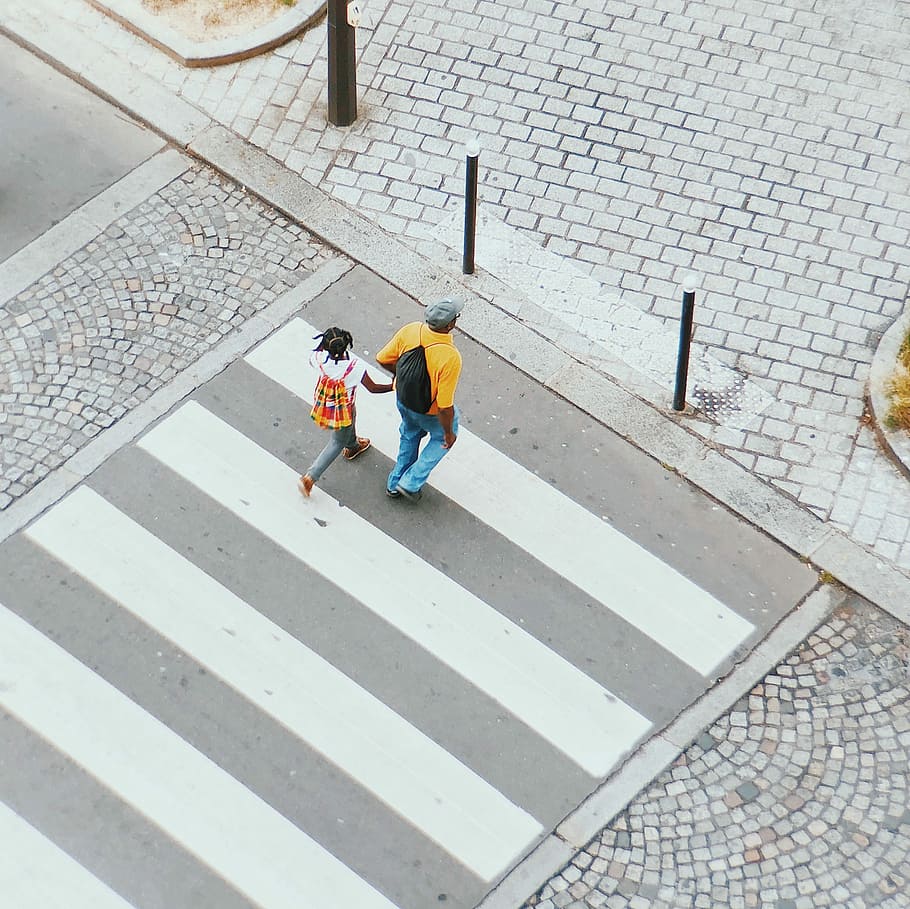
885, 327, 910, 431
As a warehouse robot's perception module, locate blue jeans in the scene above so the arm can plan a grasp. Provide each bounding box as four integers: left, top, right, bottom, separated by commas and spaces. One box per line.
388, 400, 459, 494
306, 417, 357, 481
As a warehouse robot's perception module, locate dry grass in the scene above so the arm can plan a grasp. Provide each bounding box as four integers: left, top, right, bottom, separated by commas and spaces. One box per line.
885, 329, 910, 430
142, 0, 295, 40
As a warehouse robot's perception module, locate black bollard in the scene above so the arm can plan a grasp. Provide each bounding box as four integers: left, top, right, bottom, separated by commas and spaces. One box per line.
327, 0, 357, 126
672, 278, 697, 412
463, 140, 480, 274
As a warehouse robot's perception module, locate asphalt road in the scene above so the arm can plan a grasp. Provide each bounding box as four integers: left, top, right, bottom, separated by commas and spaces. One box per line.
0, 35, 163, 262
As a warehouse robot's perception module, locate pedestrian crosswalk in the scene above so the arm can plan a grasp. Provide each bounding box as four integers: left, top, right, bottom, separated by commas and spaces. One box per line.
26, 485, 544, 882
0, 312, 806, 909
135, 401, 651, 779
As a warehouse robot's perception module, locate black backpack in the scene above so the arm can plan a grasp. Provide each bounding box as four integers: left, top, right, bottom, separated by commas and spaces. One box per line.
395, 330, 443, 413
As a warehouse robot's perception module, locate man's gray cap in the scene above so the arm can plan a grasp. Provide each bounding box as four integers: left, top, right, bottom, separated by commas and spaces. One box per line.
425, 297, 465, 329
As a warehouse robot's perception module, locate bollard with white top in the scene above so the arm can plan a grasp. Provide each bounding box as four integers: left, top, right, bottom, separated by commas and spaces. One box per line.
672, 274, 698, 412
462, 139, 480, 275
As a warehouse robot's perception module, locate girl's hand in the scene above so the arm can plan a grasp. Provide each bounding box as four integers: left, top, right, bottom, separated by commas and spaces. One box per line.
362, 373, 394, 394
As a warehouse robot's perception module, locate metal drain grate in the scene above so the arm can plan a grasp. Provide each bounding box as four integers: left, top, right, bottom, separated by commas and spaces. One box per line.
693, 379, 746, 418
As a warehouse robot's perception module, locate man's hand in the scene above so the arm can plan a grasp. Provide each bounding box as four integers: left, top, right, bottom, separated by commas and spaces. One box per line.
438, 405, 457, 449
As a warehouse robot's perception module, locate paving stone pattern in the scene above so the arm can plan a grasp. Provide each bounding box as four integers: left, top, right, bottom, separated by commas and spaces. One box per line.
527, 597, 910, 909
0, 164, 334, 508
19, 0, 910, 572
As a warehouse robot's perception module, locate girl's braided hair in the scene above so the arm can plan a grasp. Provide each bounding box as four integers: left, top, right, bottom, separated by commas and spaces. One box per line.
313, 327, 354, 362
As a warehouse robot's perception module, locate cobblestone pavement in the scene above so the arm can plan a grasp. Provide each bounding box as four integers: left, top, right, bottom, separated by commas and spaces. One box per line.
526, 596, 910, 909
7, 0, 910, 571
0, 163, 335, 508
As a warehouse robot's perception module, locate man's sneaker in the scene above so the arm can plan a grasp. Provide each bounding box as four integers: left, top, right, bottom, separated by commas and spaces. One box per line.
386, 487, 401, 498
343, 437, 371, 460
395, 485, 422, 503
298, 474, 314, 497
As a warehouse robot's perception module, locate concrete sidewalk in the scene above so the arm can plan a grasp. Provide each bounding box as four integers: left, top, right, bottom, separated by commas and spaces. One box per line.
1, 2, 909, 907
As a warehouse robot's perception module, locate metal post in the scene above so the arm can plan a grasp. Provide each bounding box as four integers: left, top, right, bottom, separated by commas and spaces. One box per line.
327, 0, 357, 127
463, 140, 480, 274
672, 276, 698, 412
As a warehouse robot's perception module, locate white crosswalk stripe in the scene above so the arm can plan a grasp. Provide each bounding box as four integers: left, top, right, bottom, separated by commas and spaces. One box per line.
25, 486, 544, 882
246, 318, 755, 677
137, 401, 653, 779
0, 602, 400, 909
0, 800, 137, 909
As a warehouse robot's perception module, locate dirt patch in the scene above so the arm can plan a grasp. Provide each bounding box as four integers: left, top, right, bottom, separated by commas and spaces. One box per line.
142, 0, 296, 42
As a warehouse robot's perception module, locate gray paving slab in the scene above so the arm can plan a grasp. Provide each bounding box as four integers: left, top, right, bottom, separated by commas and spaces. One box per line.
482, 586, 846, 908
0, 149, 190, 303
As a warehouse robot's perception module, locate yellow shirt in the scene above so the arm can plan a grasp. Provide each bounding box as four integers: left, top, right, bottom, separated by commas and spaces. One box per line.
376, 322, 462, 414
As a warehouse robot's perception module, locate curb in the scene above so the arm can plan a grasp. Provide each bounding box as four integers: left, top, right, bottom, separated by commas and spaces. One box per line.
86, 0, 325, 67
0, 148, 190, 306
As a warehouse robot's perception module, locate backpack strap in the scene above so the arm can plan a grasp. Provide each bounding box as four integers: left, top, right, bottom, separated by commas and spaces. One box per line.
414, 325, 449, 409
319, 357, 357, 380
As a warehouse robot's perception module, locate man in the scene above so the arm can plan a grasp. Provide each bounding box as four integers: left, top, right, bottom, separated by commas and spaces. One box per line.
376, 297, 464, 502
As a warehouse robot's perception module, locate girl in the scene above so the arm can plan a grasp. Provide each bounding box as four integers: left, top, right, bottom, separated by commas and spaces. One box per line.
299, 327, 393, 497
